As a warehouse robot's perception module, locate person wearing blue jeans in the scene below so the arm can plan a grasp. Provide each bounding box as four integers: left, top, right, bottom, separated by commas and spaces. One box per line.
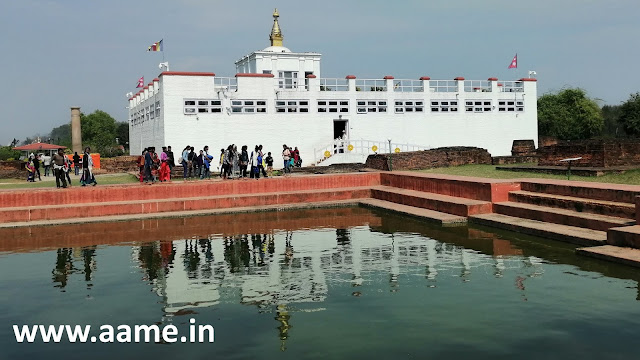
181, 145, 190, 180
282, 145, 291, 174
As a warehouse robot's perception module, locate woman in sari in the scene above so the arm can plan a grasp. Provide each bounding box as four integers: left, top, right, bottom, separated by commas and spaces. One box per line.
80, 147, 98, 186
151, 148, 160, 182
159, 147, 170, 182
26, 156, 35, 182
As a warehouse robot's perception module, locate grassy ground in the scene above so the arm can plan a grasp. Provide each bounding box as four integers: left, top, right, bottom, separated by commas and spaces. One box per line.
0, 173, 140, 190
419, 164, 640, 185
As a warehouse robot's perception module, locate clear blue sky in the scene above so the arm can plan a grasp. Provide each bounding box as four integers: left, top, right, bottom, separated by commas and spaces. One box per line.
1, 0, 638, 145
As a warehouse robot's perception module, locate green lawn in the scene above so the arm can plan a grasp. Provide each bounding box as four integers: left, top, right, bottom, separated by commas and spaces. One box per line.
418, 164, 640, 185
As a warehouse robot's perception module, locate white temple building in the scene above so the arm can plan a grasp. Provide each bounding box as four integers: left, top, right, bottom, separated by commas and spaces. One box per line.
128, 9, 538, 166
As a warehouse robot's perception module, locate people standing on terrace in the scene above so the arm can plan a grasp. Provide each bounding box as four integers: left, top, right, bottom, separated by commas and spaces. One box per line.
42, 153, 51, 177
144, 147, 153, 184
73, 152, 81, 176
191, 146, 199, 179
138, 149, 146, 183
25, 155, 36, 182
240, 145, 249, 178
218, 148, 225, 178
64, 156, 72, 186
258, 145, 267, 177
282, 145, 291, 174
80, 147, 98, 186
232, 145, 240, 178
32, 153, 42, 181
159, 147, 170, 182
51, 148, 68, 188
181, 145, 190, 180
166, 146, 175, 175
266, 152, 274, 177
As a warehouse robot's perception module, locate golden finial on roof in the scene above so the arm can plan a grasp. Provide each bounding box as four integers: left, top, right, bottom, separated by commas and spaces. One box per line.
270, 8, 283, 47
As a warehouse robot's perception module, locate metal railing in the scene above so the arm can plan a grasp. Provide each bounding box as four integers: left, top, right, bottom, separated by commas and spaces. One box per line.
393, 79, 424, 92
499, 81, 524, 92
464, 80, 492, 93
276, 77, 308, 91
355, 79, 387, 92
214, 77, 238, 92
319, 78, 349, 91
429, 80, 458, 92
314, 138, 430, 165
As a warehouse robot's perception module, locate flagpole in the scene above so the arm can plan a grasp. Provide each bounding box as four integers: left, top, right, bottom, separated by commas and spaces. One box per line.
162, 38, 165, 63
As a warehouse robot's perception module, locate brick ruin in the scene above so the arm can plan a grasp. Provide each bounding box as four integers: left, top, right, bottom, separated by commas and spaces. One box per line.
365, 146, 492, 171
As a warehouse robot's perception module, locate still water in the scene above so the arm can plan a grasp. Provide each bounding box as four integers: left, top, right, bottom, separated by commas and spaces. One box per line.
1, 207, 639, 359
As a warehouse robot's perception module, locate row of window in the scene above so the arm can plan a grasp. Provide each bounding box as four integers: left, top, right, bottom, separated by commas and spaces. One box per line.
180, 99, 525, 115
131, 101, 160, 125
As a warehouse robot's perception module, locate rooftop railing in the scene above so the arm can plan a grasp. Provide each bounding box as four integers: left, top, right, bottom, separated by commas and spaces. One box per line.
464, 80, 492, 93
320, 78, 349, 91
355, 79, 387, 92
214, 77, 238, 92
392, 79, 424, 92
499, 81, 524, 92
429, 80, 458, 92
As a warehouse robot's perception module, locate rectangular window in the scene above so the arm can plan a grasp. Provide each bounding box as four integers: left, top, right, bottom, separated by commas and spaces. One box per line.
275, 99, 310, 114
227, 99, 267, 114
465, 99, 492, 112
318, 100, 349, 113
394, 100, 424, 113
356, 100, 387, 114
498, 99, 524, 112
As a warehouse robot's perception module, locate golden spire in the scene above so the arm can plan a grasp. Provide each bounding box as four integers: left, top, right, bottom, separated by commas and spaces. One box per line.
270, 8, 283, 47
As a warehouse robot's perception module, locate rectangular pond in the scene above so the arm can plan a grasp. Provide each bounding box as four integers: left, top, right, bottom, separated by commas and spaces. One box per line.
1, 206, 639, 359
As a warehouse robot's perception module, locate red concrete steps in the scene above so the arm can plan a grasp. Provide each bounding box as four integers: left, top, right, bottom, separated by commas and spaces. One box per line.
370, 186, 492, 217
607, 225, 640, 249
494, 202, 635, 232
508, 190, 635, 219
359, 198, 467, 226
0, 187, 372, 224
469, 213, 607, 246
577, 245, 640, 268
0, 172, 381, 208
520, 180, 640, 204
381, 172, 520, 202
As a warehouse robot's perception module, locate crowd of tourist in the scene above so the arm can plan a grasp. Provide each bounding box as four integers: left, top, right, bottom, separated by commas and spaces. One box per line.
138, 144, 302, 184
24, 147, 97, 188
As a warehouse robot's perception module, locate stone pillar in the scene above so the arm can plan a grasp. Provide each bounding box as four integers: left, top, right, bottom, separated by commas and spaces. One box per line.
71, 107, 82, 153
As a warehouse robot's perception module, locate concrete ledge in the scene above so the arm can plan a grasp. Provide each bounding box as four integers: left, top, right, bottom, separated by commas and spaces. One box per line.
0, 172, 382, 208
520, 179, 640, 204
0, 199, 362, 229
607, 225, 640, 248
577, 245, 640, 268
0, 187, 372, 224
508, 190, 635, 219
494, 202, 635, 232
469, 213, 607, 246
371, 186, 491, 217
381, 172, 520, 202
359, 198, 466, 226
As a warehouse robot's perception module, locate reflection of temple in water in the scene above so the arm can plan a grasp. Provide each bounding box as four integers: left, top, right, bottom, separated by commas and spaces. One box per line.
127, 226, 551, 350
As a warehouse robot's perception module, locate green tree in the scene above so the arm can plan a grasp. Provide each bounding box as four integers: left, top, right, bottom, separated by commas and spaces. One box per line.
618, 93, 640, 136
81, 110, 117, 154
49, 123, 72, 147
601, 104, 623, 138
537, 88, 603, 140
0, 146, 21, 161
115, 122, 129, 149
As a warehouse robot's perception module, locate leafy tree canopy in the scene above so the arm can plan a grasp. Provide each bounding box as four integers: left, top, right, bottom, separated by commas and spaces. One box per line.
537, 88, 603, 140
618, 92, 640, 136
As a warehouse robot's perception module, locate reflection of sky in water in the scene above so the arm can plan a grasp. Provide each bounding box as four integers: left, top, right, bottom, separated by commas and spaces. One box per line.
1, 210, 640, 359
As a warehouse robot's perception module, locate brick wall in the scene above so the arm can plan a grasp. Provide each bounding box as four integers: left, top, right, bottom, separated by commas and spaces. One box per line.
365, 147, 492, 171
100, 156, 139, 173
538, 140, 640, 167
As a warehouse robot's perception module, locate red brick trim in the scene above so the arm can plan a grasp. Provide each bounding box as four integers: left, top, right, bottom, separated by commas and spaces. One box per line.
153, 78, 160, 82
519, 78, 537, 82
454, 77, 465, 81
235, 73, 275, 78
306, 74, 317, 78
345, 75, 356, 79
488, 77, 498, 81
383, 75, 394, 79
419, 76, 431, 80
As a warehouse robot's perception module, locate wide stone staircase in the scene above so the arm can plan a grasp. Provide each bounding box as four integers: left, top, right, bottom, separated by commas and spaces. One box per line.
469, 180, 638, 247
